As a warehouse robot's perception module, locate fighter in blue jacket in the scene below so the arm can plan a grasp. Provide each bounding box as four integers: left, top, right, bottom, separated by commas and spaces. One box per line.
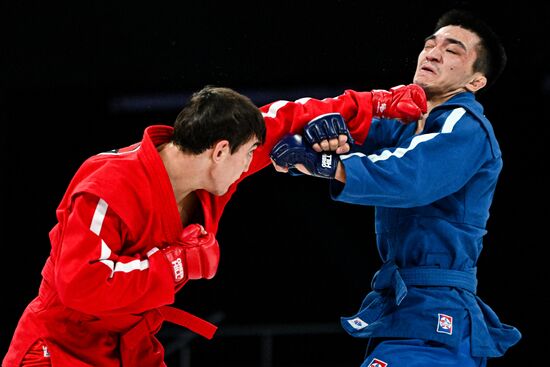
271, 9, 521, 367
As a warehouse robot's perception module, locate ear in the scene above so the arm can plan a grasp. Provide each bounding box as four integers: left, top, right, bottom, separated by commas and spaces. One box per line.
465, 73, 487, 93
211, 140, 231, 163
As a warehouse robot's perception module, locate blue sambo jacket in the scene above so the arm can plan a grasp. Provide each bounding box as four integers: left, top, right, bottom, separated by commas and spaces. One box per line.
332, 92, 521, 357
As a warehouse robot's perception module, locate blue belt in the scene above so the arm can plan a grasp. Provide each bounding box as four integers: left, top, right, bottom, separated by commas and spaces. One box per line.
371, 260, 477, 305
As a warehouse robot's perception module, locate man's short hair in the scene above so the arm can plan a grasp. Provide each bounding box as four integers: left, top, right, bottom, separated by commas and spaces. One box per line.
173, 86, 266, 154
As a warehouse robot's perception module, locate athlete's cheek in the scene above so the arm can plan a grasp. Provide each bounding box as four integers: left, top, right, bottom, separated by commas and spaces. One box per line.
243, 155, 253, 172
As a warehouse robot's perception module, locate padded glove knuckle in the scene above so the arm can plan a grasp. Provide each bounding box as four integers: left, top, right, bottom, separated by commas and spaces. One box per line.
304, 113, 354, 146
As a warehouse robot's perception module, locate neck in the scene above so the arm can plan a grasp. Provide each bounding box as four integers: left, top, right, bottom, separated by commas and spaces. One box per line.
415, 87, 469, 134
157, 142, 205, 204
415, 88, 466, 134
426, 87, 467, 110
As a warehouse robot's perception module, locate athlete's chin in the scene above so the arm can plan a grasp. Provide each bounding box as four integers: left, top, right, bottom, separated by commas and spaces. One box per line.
413, 77, 429, 89
211, 186, 230, 196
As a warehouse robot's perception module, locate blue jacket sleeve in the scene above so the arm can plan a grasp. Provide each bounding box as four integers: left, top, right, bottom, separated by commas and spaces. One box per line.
332, 108, 493, 207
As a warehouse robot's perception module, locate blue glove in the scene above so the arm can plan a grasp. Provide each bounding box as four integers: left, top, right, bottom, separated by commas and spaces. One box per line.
303, 113, 354, 147
270, 134, 340, 179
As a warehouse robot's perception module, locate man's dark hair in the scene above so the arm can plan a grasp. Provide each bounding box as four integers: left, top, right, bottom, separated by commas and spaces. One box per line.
435, 9, 507, 90
173, 85, 266, 154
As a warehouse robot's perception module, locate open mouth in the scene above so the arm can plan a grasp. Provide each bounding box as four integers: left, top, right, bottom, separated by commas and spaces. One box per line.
420, 64, 436, 74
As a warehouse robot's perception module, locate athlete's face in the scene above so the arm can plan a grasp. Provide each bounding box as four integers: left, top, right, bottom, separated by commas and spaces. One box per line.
211, 137, 259, 196
413, 25, 484, 98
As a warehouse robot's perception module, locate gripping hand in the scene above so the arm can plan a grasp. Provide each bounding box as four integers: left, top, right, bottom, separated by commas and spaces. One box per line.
161, 224, 220, 286
303, 113, 354, 147
270, 134, 340, 179
371, 84, 427, 123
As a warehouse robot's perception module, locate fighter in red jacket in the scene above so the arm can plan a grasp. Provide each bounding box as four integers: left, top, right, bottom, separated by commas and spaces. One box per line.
3, 85, 425, 366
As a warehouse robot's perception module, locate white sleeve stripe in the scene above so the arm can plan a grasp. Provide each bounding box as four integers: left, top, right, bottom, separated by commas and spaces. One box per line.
367, 133, 438, 163
295, 97, 312, 104
341, 152, 367, 160
99, 256, 151, 279
441, 107, 466, 133
98, 240, 152, 278
262, 100, 289, 118
98, 240, 115, 277
90, 198, 108, 235
345, 107, 466, 164
113, 259, 151, 274
100, 239, 112, 260
90, 198, 151, 278
261, 98, 311, 119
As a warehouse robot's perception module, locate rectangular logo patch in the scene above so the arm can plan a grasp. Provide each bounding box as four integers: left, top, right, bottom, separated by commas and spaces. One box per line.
436, 313, 453, 335
367, 358, 388, 367
346, 317, 368, 330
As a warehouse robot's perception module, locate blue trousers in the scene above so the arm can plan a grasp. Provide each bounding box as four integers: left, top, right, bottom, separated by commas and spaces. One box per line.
361, 336, 487, 367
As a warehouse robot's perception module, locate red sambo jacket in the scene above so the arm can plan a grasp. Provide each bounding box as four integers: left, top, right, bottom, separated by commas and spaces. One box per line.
3, 89, 375, 366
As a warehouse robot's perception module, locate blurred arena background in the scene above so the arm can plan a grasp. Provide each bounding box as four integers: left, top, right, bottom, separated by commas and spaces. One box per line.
1, 1, 547, 365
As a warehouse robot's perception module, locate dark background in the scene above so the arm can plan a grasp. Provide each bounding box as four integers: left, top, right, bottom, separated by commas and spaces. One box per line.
1, 0, 547, 366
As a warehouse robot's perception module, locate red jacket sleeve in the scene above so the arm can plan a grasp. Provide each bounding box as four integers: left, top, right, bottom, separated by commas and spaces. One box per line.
55, 193, 175, 316
246, 89, 375, 177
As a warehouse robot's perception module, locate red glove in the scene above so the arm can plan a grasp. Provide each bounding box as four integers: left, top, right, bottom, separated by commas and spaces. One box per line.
161, 224, 220, 286
371, 84, 427, 123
